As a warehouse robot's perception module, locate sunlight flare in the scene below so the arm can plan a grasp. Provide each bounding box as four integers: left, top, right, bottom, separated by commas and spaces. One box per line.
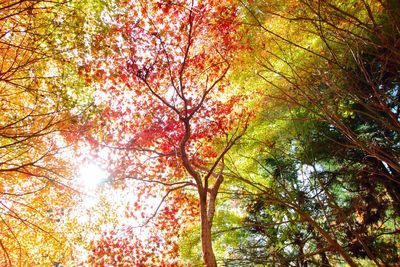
78, 163, 108, 189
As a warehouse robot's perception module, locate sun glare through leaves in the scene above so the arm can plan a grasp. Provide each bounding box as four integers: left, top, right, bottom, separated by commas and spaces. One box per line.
78, 163, 108, 190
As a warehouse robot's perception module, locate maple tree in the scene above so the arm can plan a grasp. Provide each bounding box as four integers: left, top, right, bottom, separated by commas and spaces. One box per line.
83, 0, 249, 265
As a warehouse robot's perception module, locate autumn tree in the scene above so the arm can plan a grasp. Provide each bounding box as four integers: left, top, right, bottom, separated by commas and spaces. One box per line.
221, 0, 400, 265
84, 0, 249, 265
0, 0, 104, 264
241, 0, 400, 198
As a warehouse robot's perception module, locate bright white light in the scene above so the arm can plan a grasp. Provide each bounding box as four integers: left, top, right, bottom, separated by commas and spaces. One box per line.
78, 163, 108, 189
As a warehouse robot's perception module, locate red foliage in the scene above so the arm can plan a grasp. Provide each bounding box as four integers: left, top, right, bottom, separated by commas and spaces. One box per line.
84, 0, 245, 166
88, 192, 198, 266
81, 0, 248, 264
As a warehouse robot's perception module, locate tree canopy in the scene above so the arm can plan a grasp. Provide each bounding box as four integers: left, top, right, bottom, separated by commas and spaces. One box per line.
0, 0, 399, 266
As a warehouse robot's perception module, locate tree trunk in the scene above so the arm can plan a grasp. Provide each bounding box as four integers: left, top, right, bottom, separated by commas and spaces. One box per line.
200, 195, 217, 267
